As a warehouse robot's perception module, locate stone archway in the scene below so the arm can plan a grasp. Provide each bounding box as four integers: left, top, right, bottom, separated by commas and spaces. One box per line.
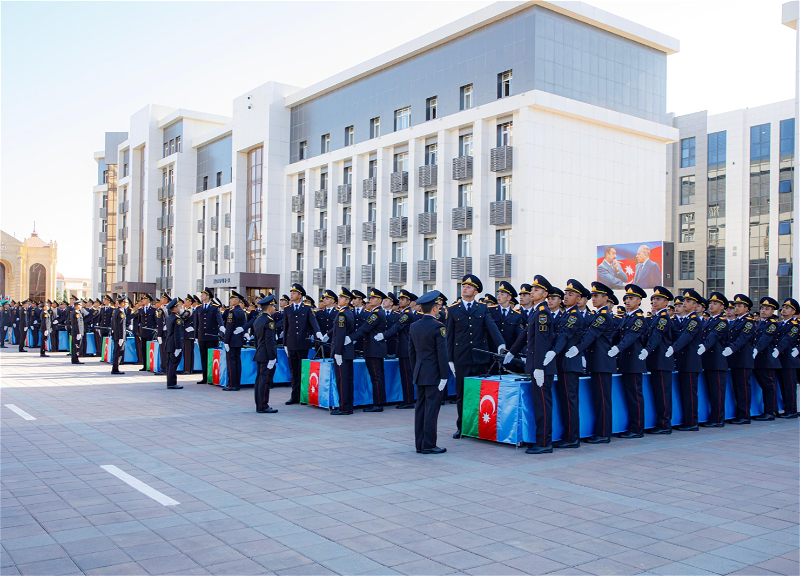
0, 259, 12, 299
0, 261, 5, 297
29, 263, 46, 301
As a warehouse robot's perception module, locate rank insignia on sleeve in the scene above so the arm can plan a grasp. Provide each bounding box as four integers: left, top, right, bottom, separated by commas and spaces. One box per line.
440, 327, 446, 338
593, 316, 605, 326
338, 317, 345, 328
269, 322, 275, 330
657, 318, 667, 330
400, 314, 408, 322
687, 320, 698, 331
716, 321, 727, 331
634, 319, 643, 329
368, 314, 377, 324
767, 324, 776, 334
538, 315, 547, 324
177, 319, 181, 325
567, 316, 576, 327
744, 322, 753, 333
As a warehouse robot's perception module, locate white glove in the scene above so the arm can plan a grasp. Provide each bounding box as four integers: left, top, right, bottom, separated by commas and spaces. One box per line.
438, 379, 447, 392
234, 327, 243, 335
53, 320, 58, 325
533, 369, 544, 387
582, 357, 586, 368
12, 324, 15, 328
174, 350, 181, 358
638, 349, 649, 361
374, 333, 384, 342
185, 326, 194, 332
157, 337, 163, 345
607, 346, 619, 358
219, 327, 225, 334
665, 346, 674, 357
322, 334, 329, 343
772, 348, 779, 358
334, 354, 342, 366
76, 333, 82, 341
697, 344, 706, 355
44, 330, 49, 336
752, 348, 758, 359
565, 346, 579, 359
267, 359, 276, 369
118, 339, 124, 346
448, 362, 456, 375
498, 345, 507, 355
503, 352, 514, 365
344, 336, 352, 346
543, 350, 556, 366
722, 347, 733, 357
315, 332, 324, 340
793, 348, 799, 358
224, 343, 230, 352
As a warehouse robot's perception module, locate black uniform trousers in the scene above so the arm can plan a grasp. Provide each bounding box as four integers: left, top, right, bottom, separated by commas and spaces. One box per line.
730, 368, 752, 421
621, 373, 644, 435
78, 332, 87, 357
71, 336, 81, 364
156, 339, 167, 374
455, 364, 487, 430
17, 326, 25, 351
198, 341, 213, 382
753, 369, 778, 415
532, 375, 554, 448
678, 371, 699, 427
166, 350, 179, 387
777, 368, 798, 416
705, 370, 727, 425
182, 339, 195, 374
112, 340, 124, 373
255, 362, 275, 411
135, 334, 144, 367
365, 357, 386, 406
591, 372, 613, 438
415, 385, 441, 451
397, 357, 414, 405
555, 371, 580, 443
226, 347, 242, 389
649, 370, 673, 430
287, 349, 306, 401
40, 329, 48, 356
334, 360, 354, 413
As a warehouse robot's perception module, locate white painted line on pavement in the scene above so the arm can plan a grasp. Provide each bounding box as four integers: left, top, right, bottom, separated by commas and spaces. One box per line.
5, 404, 36, 420
100, 465, 180, 506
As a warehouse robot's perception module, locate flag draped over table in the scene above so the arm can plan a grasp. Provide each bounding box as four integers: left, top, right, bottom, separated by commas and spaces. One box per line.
146, 341, 158, 372
300, 360, 336, 408
102, 337, 111, 362
207, 349, 228, 386
462, 378, 522, 444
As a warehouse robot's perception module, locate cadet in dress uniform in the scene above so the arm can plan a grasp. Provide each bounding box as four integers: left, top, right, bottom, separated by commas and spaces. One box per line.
111, 297, 128, 374
382, 292, 400, 357
330, 288, 356, 415
153, 293, 171, 376
98, 295, 113, 346
490, 282, 524, 374
666, 289, 704, 431
70, 300, 85, 364
382, 289, 417, 409
250, 295, 279, 413
506, 275, 557, 454
447, 275, 505, 438
409, 291, 449, 455
435, 294, 449, 325
643, 286, 675, 434
699, 292, 730, 427
751, 297, 781, 420
565, 282, 617, 444
0, 300, 10, 348
195, 288, 224, 384
315, 289, 337, 359
132, 294, 157, 372
550, 280, 590, 449
283, 283, 324, 404
610, 284, 648, 439
722, 294, 757, 424
40, 301, 52, 357
180, 295, 196, 374
351, 289, 367, 353
15, 299, 28, 352
164, 298, 184, 389
351, 288, 389, 412
776, 298, 800, 419
222, 291, 247, 391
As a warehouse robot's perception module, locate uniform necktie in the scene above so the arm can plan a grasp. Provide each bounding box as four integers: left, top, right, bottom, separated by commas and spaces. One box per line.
503, 308, 508, 318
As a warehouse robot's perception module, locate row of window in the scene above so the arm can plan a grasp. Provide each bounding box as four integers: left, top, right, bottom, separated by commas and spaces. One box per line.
162, 136, 182, 158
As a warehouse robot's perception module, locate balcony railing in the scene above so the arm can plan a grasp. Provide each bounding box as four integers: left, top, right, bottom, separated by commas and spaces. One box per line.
118, 200, 129, 214
157, 216, 165, 230
336, 225, 351, 244
224, 213, 231, 228
157, 183, 174, 200
291, 232, 304, 250
314, 189, 327, 209
490, 200, 513, 226
210, 247, 218, 261
388, 262, 407, 284
223, 245, 231, 260
312, 268, 326, 286
337, 184, 352, 204
362, 177, 377, 199
210, 216, 218, 231
489, 254, 512, 278
452, 156, 473, 180
196, 279, 204, 292
389, 216, 408, 238
451, 257, 472, 279
390, 171, 408, 193
99, 232, 107, 243
117, 253, 128, 266
417, 260, 437, 282
417, 212, 437, 235
291, 270, 304, 284
490, 146, 513, 172
361, 264, 375, 285
99, 207, 107, 219
98, 257, 106, 267
336, 266, 350, 285
313, 228, 327, 247
118, 227, 128, 240
292, 194, 305, 213
196, 249, 204, 263
197, 219, 205, 233
452, 207, 473, 230
97, 282, 107, 294
362, 221, 376, 242
418, 165, 438, 187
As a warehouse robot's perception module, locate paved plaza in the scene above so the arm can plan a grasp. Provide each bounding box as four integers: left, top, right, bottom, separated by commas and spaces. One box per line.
1, 349, 798, 576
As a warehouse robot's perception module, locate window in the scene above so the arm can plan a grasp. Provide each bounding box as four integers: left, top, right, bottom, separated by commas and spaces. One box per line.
298, 177, 305, 194
497, 122, 513, 147
459, 134, 473, 157
679, 251, 695, 280
780, 180, 792, 194
460, 84, 474, 110
426, 97, 438, 121
297, 215, 304, 233
175, 136, 181, 152
216, 172, 222, 187
370, 117, 380, 139
321, 134, 330, 154
680, 176, 695, 205
394, 152, 408, 173
343, 166, 352, 185
367, 244, 376, 265
425, 143, 438, 166
496, 176, 512, 201
368, 159, 377, 178
392, 196, 407, 218
680, 137, 696, 168
368, 202, 376, 222
423, 238, 436, 260
498, 70, 512, 98
751, 123, 771, 163
342, 207, 351, 226
458, 183, 473, 208
424, 191, 437, 213
170, 139, 175, 155
680, 213, 695, 242
318, 250, 327, 268
778, 263, 793, 276
203, 176, 208, 191
320, 172, 328, 190
163, 142, 169, 158
458, 234, 472, 258
319, 210, 327, 229
779, 221, 792, 235
392, 241, 407, 262
342, 247, 351, 267
394, 107, 411, 131
296, 252, 304, 270
246, 147, 263, 273
345, 125, 354, 146
496, 229, 510, 254
299, 141, 307, 160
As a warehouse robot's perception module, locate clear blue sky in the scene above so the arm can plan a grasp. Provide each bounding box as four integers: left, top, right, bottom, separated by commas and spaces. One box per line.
1, 1, 795, 279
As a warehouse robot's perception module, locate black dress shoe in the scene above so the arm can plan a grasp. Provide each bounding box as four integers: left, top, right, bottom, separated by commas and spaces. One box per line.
139, 368, 148, 371
167, 385, 183, 389
363, 405, 384, 412
111, 371, 125, 375
700, 422, 724, 428
416, 448, 422, 453
40, 354, 48, 357
619, 431, 644, 439
526, 444, 553, 454
729, 418, 750, 424
285, 399, 299, 405
153, 371, 165, 376
19, 349, 27, 352
452, 430, 462, 439
222, 387, 240, 391
257, 407, 278, 413
676, 425, 699, 431
421, 447, 447, 454
196, 380, 206, 384
553, 439, 580, 449
646, 428, 672, 434
777, 412, 799, 419
395, 403, 415, 409
586, 436, 610, 444
753, 413, 775, 421
72, 361, 84, 365
331, 409, 353, 415
448, 399, 457, 404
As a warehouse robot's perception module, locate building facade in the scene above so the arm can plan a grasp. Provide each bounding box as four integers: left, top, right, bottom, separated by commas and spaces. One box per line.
1, 229, 58, 302
92, 1, 680, 301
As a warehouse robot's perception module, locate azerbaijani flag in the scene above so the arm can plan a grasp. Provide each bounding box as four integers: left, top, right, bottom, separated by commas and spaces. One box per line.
207, 348, 228, 386
300, 360, 336, 408
462, 377, 526, 445
146, 341, 159, 372
102, 337, 112, 362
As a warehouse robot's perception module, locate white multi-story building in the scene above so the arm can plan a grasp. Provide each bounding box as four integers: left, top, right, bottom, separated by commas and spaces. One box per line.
92, 1, 680, 302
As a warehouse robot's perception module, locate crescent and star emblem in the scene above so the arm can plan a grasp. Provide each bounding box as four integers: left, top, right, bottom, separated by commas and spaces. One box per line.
310, 372, 318, 394
480, 394, 496, 424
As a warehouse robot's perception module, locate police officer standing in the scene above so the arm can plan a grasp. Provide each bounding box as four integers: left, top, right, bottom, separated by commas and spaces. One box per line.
699, 292, 730, 427
251, 295, 279, 413
111, 296, 128, 374
331, 288, 356, 415
132, 295, 157, 372
752, 297, 780, 421
491, 282, 524, 373
16, 299, 28, 352
40, 300, 52, 357
666, 289, 704, 431
195, 288, 223, 384
722, 295, 757, 424
381, 288, 417, 409
409, 291, 449, 455
223, 291, 247, 391
776, 298, 800, 419
643, 287, 675, 434
164, 298, 184, 390
181, 295, 196, 374
315, 289, 337, 359
351, 288, 389, 412
70, 300, 85, 365
283, 283, 324, 404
